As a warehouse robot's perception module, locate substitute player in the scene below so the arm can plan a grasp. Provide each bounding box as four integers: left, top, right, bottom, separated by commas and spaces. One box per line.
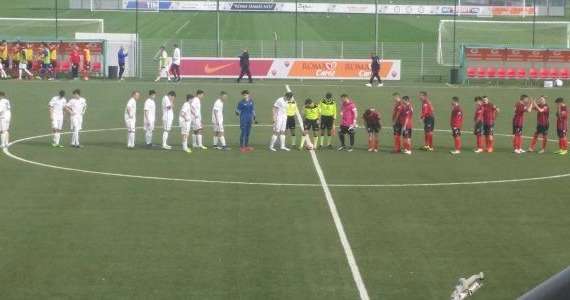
286, 96, 298, 147
124, 91, 140, 149
48, 90, 67, 147
179, 94, 193, 153
363, 107, 381, 152
170, 44, 180, 82
144, 90, 157, 147
18, 48, 33, 80
269, 92, 291, 151
190, 90, 207, 150
82, 45, 91, 80
161, 91, 176, 149
236, 90, 256, 153
555, 97, 568, 155
366, 53, 383, 87
529, 96, 550, 154
299, 98, 320, 150
212, 91, 229, 150
419, 91, 435, 151
482, 96, 499, 153
392, 92, 403, 153
338, 94, 357, 152
0, 92, 11, 148
473, 96, 484, 153
154, 46, 171, 82
450, 96, 463, 155
319, 92, 336, 149
512, 95, 532, 154
65, 89, 87, 148
400, 96, 414, 155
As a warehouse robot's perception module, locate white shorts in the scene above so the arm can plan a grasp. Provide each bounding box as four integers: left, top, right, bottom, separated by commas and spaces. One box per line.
19, 63, 28, 70
191, 118, 202, 131
180, 120, 190, 135
51, 118, 64, 130
0, 118, 10, 132
159, 66, 169, 77
213, 122, 224, 133
273, 116, 287, 132
144, 119, 155, 132
163, 116, 173, 131
125, 118, 136, 132
71, 116, 83, 131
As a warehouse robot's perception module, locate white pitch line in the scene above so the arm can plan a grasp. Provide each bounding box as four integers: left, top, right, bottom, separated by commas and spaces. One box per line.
286, 84, 370, 300
175, 19, 192, 35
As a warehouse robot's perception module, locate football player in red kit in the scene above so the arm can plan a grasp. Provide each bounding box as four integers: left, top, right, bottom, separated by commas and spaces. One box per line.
473, 96, 484, 153
482, 96, 500, 153
512, 95, 532, 154
363, 107, 381, 152
555, 97, 568, 155
529, 96, 550, 154
450, 96, 463, 155
391, 92, 403, 153
419, 91, 435, 151
400, 96, 414, 155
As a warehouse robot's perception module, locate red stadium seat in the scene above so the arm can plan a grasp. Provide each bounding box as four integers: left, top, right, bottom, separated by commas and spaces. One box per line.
516, 68, 527, 79
560, 68, 569, 79
549, 68, 559, 78
59, 61, 70, 72
539, 67, 549, 79
477, 66, 486, 78
529, 67, 538, 79
486, 67, 496, 78
467, 66, 477, 78
506, 68, 516, 78
496, 67, 506, 78
92, 62, 102, 72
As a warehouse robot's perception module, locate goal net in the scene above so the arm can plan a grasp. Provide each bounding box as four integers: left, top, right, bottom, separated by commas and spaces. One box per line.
0, 18, 104, 39
438, 20, 570, 66
89, 0, 159, 12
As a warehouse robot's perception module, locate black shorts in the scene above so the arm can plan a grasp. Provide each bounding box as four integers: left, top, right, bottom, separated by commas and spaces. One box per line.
339, 125, 354, 135
512, 125, 523, 135
286, 116, 296, 130
536, 124, 549, 135
558, 128, 567, 138
402, 128, 412, 138
483, 123, 494, 136
320, 116, 334, 130
452, 127, 461, 137
474, 121, 483, 135
393, 123, 402, 136
366, 125, 380, 133
423, 116, 435, 132
304, 119, 319, 131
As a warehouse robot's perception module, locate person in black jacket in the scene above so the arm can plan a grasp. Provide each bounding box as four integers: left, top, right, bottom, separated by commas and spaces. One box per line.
237, 49, 253, 83
366, 53, 383, 87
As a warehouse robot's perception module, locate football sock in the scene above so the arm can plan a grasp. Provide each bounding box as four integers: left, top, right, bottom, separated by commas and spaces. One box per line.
219, 136, 226, 147
182, 135, 188, 150
128, 132, 135, 147
290, 135, 296, 146
74, 131, 80, 145
327, 135, 332, 145
394, 135, 401, 151
454, 137, 461, 151
145, 131, 152, 144
476, 135, 482, 149
197, 134, 203, 147
542, 136, 548, 150
349, 132, 355, 146
279, 135, 286, 148
374, 136, 379, 150
313, 136, 318, 148
424, 133, 429, 146
368, 136, 373, 149
270, 134, 278, 148
300, 136, 306, 148
213, 136, 219, 147
428, 132, 433, 147
563, 138, 568, 150
0, 132, 5, 147
339, 134, 345, 146
320, 136, 324, 146
530, 134, 538, 149
162, 131, 169, 146
191, 134, 197, 147
54, 132, 61, 145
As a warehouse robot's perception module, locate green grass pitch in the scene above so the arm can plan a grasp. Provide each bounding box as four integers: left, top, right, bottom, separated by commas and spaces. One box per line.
1, 1, 570, 299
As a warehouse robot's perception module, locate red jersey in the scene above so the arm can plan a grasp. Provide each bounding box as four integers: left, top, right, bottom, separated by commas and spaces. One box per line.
399, 104, 413, 128
451, 105, 463, 128
70, 50, 81, 65
557, 104, 568, 130
536, 104, 550, 126
392, 102, 403, 124
483, 103, 498, 125
474, 103, 484, 123
363, 109, 380, 127
512, 101, 527, 127
421, 99, 434, 119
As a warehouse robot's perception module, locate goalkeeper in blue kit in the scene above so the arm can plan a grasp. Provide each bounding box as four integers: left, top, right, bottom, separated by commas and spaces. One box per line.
236, 90, 257, 153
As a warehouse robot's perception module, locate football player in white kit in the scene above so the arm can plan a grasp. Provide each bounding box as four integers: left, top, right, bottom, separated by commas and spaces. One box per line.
161, 91, 176, 150
179, 94, 193, 153
0, 91, 11, 149
212, 91, 229, 150
48, 90, 67, 147
144, 90, 157, 147
124, 91, 140, 149
190, 90, 207, 150
269, 92, 292, 151
65, 89, 87, 148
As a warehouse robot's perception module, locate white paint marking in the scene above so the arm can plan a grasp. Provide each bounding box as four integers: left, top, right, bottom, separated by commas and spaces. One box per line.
286, 84, 370, 300
175, 19, 192, 35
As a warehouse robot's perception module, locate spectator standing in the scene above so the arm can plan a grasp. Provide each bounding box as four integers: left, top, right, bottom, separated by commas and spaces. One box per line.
237, 49, 252, 83
118, 46, 128, 80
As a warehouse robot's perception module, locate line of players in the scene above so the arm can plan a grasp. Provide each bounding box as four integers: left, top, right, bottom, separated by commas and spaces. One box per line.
0, 90, 568, 156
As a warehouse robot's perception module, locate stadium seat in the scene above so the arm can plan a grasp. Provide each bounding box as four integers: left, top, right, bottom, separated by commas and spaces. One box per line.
516, 68, 527, 79
549, 68, 559, 78
92, 62, 102, 73
477, 66, 486, 78
560, 68, 569, 79
539, 67, 549, 79
529, 67, 538, 79
496, 67, 506, 79
486, 67, 496, 78
506, 68, 516, 78
59, 62, 70, 72
467, 67, 477, 78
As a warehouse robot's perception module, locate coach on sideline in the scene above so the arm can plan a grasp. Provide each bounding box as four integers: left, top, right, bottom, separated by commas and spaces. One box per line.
237, 49, 252, 84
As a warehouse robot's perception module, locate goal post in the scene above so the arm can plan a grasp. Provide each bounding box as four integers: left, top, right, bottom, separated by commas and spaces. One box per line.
0, 18, 104, 39
438, 20, 570, 66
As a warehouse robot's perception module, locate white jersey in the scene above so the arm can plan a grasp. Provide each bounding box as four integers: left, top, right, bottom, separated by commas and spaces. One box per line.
179, 101, 191, 123
273, 97, 288, 119
172, 47, 181, 65
66, 97, 87, 117
0, 98, 11, 120
124, 98, 136, 120
212, 99, 224, 124
162, 96, 173, 120
190, 97, 201, 120
49, 96, 67, 120
144, 98, 156, 123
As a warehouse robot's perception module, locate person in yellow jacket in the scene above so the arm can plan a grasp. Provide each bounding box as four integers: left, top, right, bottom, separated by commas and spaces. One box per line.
82, 46, 91, 80
0, 41, 7, 79
24, 43, 33, 71
319, 92, 337, 149
300, 98, 320, 150
18, 48, 32, 80
286, 98, 298, 146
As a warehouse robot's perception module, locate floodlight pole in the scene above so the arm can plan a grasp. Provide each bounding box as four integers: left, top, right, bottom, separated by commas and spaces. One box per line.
55, 0, 58, 40
217, 0, 220, 57
295, 0, 298, 58
452, 0, 457, 67
375, 0, 379, 55
532, 0, 537, 47
135, 0, 139, 78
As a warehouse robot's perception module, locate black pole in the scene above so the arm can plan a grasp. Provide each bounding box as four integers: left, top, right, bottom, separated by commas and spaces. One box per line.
452, 0, 458, 67
55, 0, 58, 40
295, 0, 298, 57
135, 0, 139, 78
532, 0, 537, 47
